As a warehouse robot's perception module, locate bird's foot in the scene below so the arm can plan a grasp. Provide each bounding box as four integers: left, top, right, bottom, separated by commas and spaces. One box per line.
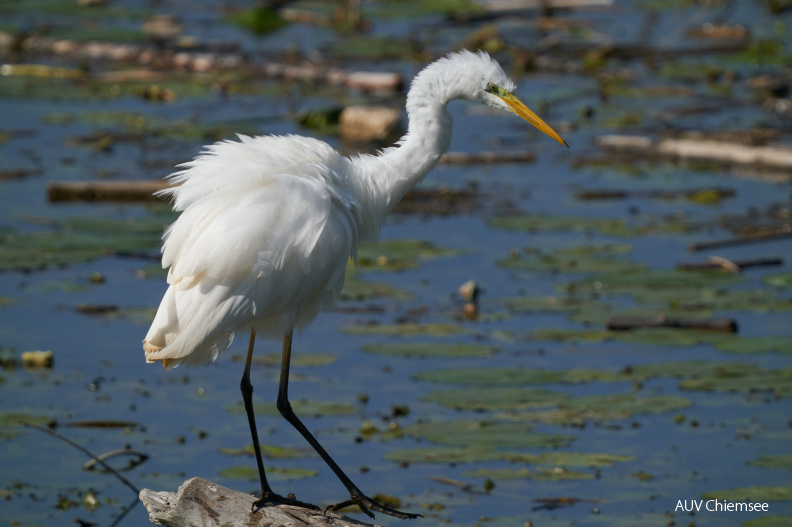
324, 493, 422, 520
252, 491, 320, 512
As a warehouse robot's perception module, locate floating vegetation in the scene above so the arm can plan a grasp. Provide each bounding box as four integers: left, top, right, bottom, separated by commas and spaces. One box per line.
231, 352, 337, 367
679, 368, 792, 396
403, 420, 575, 449
703, 486, 792, 502
564, 269, 743, 298
497, 244, 644, 274
462, 467, 595, 481
341, 323, 471, 337
362, 342, 498, 359
218, 444, 315, 459
716, 337, 792, 355
384, 446, 634, 467
765, 272, 792, 289
227, 400, 359, 418
421, 387, 568, 411
355, 239, 462, 272
499, 394, 692, 426
0, 214, 173, 272
414, 360, 762, 387
748, 455, 792, 470
218, 465, 317, 482
225, 6, 288, 35
489, 214, 694, 237
339, 274, 413, 301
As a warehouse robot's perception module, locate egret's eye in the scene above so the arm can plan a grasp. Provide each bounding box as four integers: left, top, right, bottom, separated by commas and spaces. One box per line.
485, 83, 499, 94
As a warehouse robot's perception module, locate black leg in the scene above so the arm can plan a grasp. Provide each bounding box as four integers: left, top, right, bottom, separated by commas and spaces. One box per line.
276, 331, 421, 520
240, 329, 319, 512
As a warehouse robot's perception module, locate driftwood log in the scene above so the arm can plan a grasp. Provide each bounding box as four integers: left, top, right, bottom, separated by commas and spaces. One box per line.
139, 477, 380, 527
596, 135, 792, 170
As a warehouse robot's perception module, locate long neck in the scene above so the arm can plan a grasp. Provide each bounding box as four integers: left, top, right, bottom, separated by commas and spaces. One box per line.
348, 78, 455, 241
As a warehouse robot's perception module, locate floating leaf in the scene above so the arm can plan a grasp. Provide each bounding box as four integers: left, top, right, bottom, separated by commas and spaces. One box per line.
502, 394, 692, 426
502, 296, 602, 314
748, 455, 792, 470
743, 517, 792, 527
414, 366, 566, 385
226, 6, 288, 35
462, 467, 595, 481
362, 342, 498, 359
504, 451, 636, 467
498, 245, 643, 274
356, 239, 462, 272
765, 272, 792, 289
228, 400, 359, 417
421, 387, 568, 411
716, 337, 792, 355
219, 444, 315, 459
232, 352, 337, 367
384, 446, 503, 464
340, 274, 413, 301
565, 269, 743, 298
218, 465, 317, 482
403, 420, 575, 449
703, 486, 792, 502
341, 323, 470, 337
680, 368, 792, 396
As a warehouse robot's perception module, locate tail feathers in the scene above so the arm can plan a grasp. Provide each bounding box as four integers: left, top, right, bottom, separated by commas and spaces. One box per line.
143, 281, 253, 368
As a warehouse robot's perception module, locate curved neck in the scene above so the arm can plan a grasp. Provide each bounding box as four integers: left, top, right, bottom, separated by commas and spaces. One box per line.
348, 82, 455, 241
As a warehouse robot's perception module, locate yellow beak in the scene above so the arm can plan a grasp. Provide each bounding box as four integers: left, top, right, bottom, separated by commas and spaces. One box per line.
501, 92, 568, 148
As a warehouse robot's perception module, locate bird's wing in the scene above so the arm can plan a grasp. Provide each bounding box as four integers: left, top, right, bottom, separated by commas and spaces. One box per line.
159, 134, 342, 212
145, 148, 360, 367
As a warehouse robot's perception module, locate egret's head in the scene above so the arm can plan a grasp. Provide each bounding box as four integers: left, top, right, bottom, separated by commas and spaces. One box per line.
439, 50, 568, 148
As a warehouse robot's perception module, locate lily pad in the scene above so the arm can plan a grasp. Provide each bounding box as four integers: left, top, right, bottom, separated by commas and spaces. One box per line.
355, 239, 462, 272
503, 296, 602, 314
362, 342, 498, 359
403, 420, 575, 449
703, 486, 792, 502
498, 245, 644, 274
218, 444, 315, 459
227, 400, 359, 417
716, 337, 792, 355
420, 387, 569, 411
384, 446, 503, 464
218, 465, 317, 482
413, 366, 566, 385
748, 455, 792, 470
765, 272, 792, 289
565, 269, 743, 298
680, 368, 792, 396
505, 451, 636, 467
503, 394, 692, 426
226, 6, 288, 35
232, 352, 337, 367
339, 273, 413, 301
462, 467, 595, 481
341, 323, 470, 337
743, 517, 792, 527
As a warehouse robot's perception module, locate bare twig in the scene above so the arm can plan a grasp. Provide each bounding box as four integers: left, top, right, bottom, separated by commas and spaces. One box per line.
14, 419, 141, 496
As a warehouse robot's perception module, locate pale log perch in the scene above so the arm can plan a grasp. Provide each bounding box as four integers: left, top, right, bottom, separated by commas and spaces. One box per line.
139, 477, 380, 527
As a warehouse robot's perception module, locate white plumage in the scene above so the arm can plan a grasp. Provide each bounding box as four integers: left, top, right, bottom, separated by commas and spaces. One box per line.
142, 50, 566, 518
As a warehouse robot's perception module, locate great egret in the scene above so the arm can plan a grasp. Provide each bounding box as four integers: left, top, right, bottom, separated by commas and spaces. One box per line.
143, 50, 567, 519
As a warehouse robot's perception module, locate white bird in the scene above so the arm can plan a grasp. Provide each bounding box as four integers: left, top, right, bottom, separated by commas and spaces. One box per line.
143, 50, 567, 519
